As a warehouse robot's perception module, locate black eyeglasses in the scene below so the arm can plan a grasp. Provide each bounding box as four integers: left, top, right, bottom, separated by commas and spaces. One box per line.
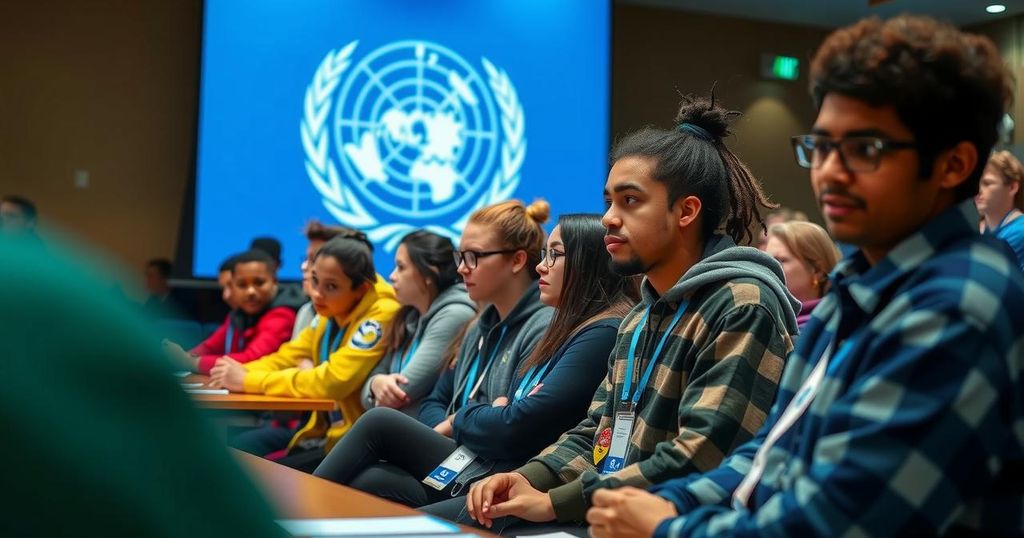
453, 249, 518, 270
791, 134, 916, 173
539, 248, 566, 268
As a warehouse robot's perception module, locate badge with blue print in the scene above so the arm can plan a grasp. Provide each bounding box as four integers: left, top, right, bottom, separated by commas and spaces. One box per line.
423, 446, 477, 491
349, 319, 383, 350
600, 411, 635, 475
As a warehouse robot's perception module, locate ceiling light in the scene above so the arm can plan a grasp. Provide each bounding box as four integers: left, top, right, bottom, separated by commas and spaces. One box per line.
987, 4, 1007, 13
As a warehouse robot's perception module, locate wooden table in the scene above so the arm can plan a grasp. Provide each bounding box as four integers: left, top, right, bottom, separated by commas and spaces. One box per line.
184, 374, 337, 412
237, 451, 498, 537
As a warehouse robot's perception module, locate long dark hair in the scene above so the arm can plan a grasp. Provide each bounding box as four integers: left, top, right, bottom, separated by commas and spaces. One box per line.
385, 230, 462, 356
518, 214, 640, 375
612, 93, 775, 245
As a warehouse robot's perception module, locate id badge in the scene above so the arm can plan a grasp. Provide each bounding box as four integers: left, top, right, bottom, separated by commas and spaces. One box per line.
600, 411, 635, 475
422, 446, 477, 491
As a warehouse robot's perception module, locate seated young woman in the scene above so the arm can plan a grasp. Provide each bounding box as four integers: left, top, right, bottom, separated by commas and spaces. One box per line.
165, 249, 304, 374
207, 232, 400, 472
313, 212, 639, 518
361, 230, 477, 418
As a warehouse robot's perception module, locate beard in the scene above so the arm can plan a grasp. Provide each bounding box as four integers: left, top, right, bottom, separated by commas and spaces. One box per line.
609, 255, 648, 276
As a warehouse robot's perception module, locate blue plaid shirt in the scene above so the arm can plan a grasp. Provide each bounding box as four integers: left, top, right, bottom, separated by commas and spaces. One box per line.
651, 200, 1024, 537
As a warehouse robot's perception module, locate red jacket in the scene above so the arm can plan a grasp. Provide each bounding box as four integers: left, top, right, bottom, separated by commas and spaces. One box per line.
190, 306, 297, 374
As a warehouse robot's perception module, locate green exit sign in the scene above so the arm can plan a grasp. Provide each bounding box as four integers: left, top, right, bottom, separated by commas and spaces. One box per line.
761, 54, 800, 81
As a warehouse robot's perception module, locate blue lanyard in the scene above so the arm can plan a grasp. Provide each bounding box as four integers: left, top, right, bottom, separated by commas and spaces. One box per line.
398, 338, 421, 371
320, 319, 346, 363
513, 359, 554, 402
461, 326, 508, 407
620, 303, 688, 405
225, 325, 244, 354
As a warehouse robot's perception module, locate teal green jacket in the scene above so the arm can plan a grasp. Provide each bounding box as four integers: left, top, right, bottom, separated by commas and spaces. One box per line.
0, 235, 284, 537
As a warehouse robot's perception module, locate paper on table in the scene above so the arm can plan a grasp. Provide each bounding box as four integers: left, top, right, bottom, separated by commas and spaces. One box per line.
180, 383, 204, 388
276, 515, 459, 536
184, 388, 229, 395
172, 371, 191, 377
515, 533, 581, 538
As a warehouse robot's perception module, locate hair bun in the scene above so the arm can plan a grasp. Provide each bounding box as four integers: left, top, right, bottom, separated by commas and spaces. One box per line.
525, 199, 550, 225
673, 94, 737, 141
339, 230, 373, 251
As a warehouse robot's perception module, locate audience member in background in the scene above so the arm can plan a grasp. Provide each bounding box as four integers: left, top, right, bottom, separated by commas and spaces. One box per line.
315, 213, 635, 520
209, 232, 400, 472
764, 221, 841, 329
588, 16, 1024, 538
294, 221, 361, 340
252, 234, 308, 312
250, 236, 283, 272
141, 257, 191, 319
755, 206, 807, 249
1, 194, 38, 237
165, 249, 302, 374
360, 230, 476, 419
977, 150, 1024, 269
1, 235, 283, 537
217, 254, 241, 310
142, 258, 174, 317
466, 96, 799, 536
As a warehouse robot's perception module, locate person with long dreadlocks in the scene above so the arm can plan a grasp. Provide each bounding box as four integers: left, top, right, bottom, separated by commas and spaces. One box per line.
461, 94, 801, 536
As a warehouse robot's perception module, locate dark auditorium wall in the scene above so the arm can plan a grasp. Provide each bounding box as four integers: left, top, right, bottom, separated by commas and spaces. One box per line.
612, 5, 830, 224
969, 17, 1024, 152
0, 0, 202, 288
5, 2, 1017, 286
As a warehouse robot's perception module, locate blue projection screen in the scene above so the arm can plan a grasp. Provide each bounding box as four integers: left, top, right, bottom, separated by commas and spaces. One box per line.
194, 0, 610, 279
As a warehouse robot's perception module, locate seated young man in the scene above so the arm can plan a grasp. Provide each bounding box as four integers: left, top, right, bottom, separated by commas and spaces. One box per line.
463, 95, 800, 535
584, 16, 1024, 538
166, 249, 303, 374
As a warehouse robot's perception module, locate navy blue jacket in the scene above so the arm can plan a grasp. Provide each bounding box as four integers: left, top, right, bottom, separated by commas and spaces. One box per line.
452, 317, 620, 462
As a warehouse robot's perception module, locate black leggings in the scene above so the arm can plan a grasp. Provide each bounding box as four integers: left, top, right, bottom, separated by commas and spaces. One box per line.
313, 407, 458, 507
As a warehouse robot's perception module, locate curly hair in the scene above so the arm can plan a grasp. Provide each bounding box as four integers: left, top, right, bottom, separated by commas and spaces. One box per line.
809, 15, 1014, 202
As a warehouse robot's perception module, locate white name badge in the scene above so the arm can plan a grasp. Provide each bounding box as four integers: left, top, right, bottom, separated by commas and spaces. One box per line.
600, 411, 635, 475
423, 446, 477, 491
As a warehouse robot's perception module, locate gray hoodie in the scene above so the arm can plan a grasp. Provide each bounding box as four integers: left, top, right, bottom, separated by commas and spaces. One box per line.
668, 234, 800, 337
419, 283, 553, 427
359, 284, 477, 418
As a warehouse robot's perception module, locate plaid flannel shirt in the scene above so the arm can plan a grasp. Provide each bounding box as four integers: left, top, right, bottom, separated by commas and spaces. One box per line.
518, 246, 795, 522
653, 200, 1024, 537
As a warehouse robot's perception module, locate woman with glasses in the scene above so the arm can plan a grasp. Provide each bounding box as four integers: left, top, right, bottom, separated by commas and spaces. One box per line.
314, 210, 638, 517
359, 230, 477, 419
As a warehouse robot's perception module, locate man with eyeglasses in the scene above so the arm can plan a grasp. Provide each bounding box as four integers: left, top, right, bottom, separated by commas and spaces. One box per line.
583, 15, 1024, 538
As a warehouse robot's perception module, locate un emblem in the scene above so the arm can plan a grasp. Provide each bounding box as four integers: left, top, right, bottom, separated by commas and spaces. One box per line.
301, 40, 525, 250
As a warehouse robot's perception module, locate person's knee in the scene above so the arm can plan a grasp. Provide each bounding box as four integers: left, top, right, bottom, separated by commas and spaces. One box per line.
353, 406, 415, 448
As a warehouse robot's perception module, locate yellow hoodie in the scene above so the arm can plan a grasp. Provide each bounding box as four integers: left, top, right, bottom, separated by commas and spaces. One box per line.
242, 275, 399, 452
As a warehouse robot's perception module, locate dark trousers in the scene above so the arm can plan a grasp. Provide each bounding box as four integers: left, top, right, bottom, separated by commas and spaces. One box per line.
229, 425, 325, 472
230, 425, 295, 456
313, 407, 458, 507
